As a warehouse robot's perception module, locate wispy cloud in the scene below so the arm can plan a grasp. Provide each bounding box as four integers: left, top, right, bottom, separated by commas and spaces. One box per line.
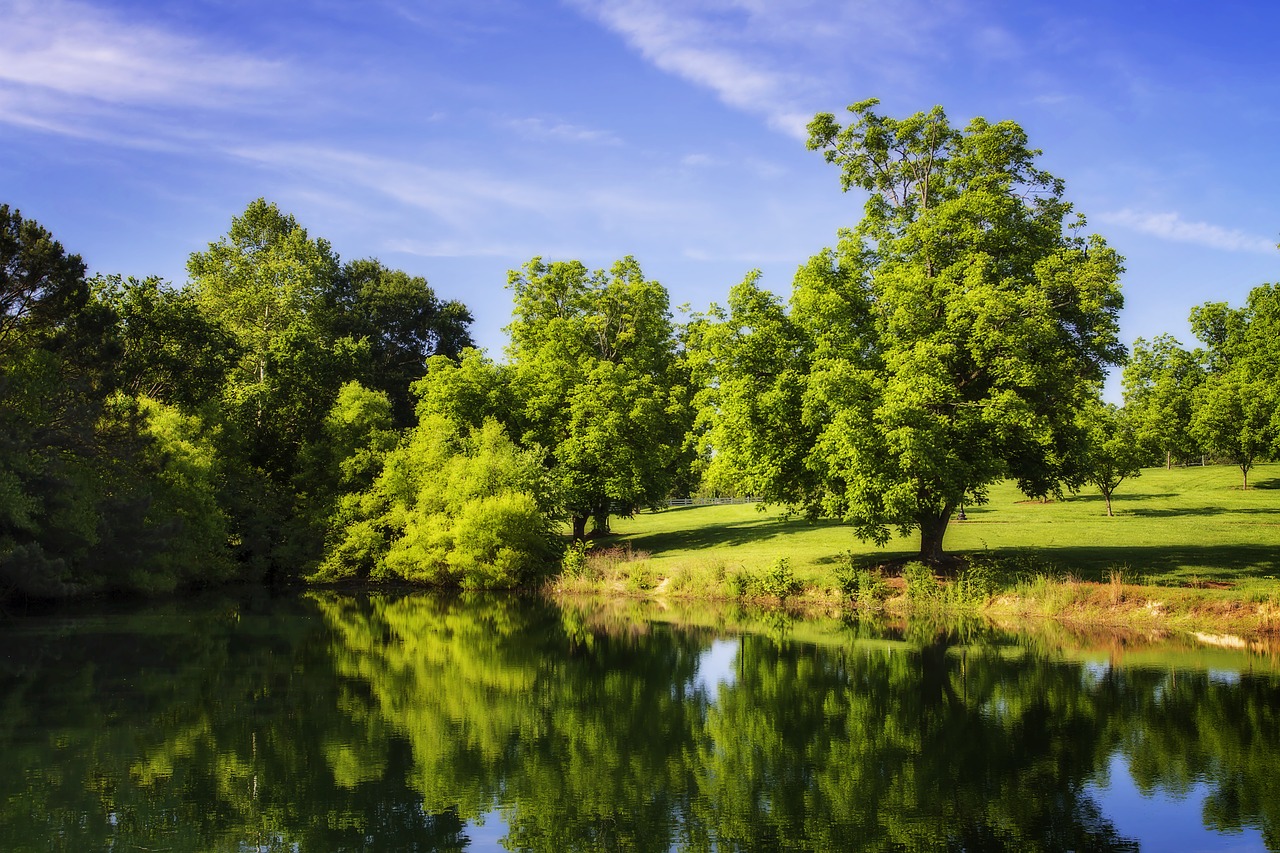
1099, 209, 1276, 254
229, 144, 548, 226
566, 0, 821, 138
386, 237, 585, 259
566, 0, 964, 138
504, 116, 622, 145
229, 143, 687, 229
0, 0, 284, 133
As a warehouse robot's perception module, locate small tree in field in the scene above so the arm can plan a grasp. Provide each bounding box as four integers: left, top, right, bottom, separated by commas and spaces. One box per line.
1077, 399, 1145, 516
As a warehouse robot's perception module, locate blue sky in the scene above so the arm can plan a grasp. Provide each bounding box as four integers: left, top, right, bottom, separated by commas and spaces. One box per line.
3, 0, 1277, 386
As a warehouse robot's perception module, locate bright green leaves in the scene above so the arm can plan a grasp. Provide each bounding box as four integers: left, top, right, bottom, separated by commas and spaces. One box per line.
1076, 399, 1145, 516
1179, 284, 1280, 488
189, 198, 338, 364
1123, 334, 1206, 467
1191, 373, 1276, 489
507, 255, 690, 536
705, 100, 1126, 562
314, 414, 556, 588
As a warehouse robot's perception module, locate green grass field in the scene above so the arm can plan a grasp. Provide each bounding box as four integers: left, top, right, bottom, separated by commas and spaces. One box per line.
603, 463, 1280, 596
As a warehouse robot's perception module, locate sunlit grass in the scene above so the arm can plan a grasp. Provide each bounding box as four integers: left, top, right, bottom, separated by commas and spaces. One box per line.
604, 463, 1280, 588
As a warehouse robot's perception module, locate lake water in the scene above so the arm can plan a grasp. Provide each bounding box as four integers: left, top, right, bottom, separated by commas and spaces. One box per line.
2, 591, 1278, 851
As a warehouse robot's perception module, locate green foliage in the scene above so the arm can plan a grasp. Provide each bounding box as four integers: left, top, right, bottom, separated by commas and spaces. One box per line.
835, 554, 891, 606
757, 556, 802, 600
728, 556, 804, 601
698, 100, 1125, 565
1077, 398, 1146, 516
507, 256, 692, 537
1123, 334, 1205, 466
321, 258, 474, 426
1185, 285, 1280, 489
93, 274, 240, 409
315, 416, 557, 588
561, 540, 588, 577
901, 561, 939, 602
1191, 371, 1276, 489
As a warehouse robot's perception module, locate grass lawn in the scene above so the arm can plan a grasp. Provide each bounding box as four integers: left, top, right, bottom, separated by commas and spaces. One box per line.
600, 462, 1280, 598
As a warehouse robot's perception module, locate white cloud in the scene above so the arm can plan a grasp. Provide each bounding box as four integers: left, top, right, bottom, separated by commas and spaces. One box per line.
504, 116, 622, 145
229, 144, 548, 226
566, 0, 822, 138
566, 0, 963, 138
680, 153, 718, 167
386, 237, 584, 259
1099, 209, 1276, 254
229, 143, 688, 229
0, 0, 283, 132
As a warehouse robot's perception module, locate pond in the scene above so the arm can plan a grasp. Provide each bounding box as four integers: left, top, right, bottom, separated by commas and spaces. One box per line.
2, 591, 1279, 851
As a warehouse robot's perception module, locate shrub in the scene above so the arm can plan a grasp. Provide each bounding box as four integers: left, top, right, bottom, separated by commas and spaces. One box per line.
757, 557, 803, 600
902, 561, 939, 602
562, 540, 588, 577
836, 552, 891, 607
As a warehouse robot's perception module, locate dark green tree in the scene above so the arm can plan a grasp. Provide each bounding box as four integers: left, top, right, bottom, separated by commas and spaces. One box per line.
321, 259, 474, 426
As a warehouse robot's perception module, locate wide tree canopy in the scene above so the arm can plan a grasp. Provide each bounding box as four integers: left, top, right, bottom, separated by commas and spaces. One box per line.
704, 99, 1126, 564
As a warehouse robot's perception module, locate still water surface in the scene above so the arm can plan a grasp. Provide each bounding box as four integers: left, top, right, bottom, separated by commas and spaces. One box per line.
2, 591, 1279, 851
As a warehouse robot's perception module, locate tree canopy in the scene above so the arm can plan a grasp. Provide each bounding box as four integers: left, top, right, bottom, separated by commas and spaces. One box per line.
702, 99, 1126, 563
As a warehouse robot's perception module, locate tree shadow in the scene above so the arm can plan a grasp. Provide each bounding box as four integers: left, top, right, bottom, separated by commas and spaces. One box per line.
623, 512, 845, 552
964, 543, 1280, 583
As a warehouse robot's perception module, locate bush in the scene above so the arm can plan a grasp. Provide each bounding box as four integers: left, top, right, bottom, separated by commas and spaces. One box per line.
561, 540, 588, 577
945, 563, 994, 607
836, 552, 891, 607
762, 557, 803, 599
902, 561, 939, 602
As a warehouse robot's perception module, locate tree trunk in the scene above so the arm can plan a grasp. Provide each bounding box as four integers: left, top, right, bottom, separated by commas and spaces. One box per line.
1166, 450, 1172, 470
918, 505, 954, 565
1103, 490, 1114, 517
591, 504, 611, 536
572, 515, 588, 540
1242, 465, 1250, 491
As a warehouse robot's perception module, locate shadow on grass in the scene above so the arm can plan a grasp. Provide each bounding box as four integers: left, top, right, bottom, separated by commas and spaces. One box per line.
982, 544, 1280, 584
624, 513, 846, 552
1250, 477, 1280, 491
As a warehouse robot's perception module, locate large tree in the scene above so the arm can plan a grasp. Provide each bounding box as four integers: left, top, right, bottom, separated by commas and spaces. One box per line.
320, 258, 474, 426
506, 256, 690, 539
707, 100, 1125, 564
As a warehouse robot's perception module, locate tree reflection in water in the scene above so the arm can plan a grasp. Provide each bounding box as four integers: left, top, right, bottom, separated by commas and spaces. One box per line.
0, 592, 1277, 851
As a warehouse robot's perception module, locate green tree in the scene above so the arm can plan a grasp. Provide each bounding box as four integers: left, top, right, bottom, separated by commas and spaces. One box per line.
1077, 399, 1145, 516
507, 256, 691, 539
93, 274, 240, 410
188, 199, 339, 391
1122, 334, 1205, 468
1187, 286, 1280, 487
313, 414, 557, 588
187, 199, 356, 480
0, 206, 125, 596
705, 100, 1125, 564
321, 259, 474, 426
685, 274, 820, 508
1190, 373, 1275, 489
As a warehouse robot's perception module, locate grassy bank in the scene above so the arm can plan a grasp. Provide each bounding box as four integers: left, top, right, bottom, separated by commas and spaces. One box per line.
550, 463, 1280, 638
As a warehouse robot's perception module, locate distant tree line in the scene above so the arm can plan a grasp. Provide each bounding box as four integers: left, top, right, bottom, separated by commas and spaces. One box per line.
2, 99, 1277, 597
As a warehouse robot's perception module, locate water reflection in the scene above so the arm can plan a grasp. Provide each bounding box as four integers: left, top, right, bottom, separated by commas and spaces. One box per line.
0, 592, 1278, 851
